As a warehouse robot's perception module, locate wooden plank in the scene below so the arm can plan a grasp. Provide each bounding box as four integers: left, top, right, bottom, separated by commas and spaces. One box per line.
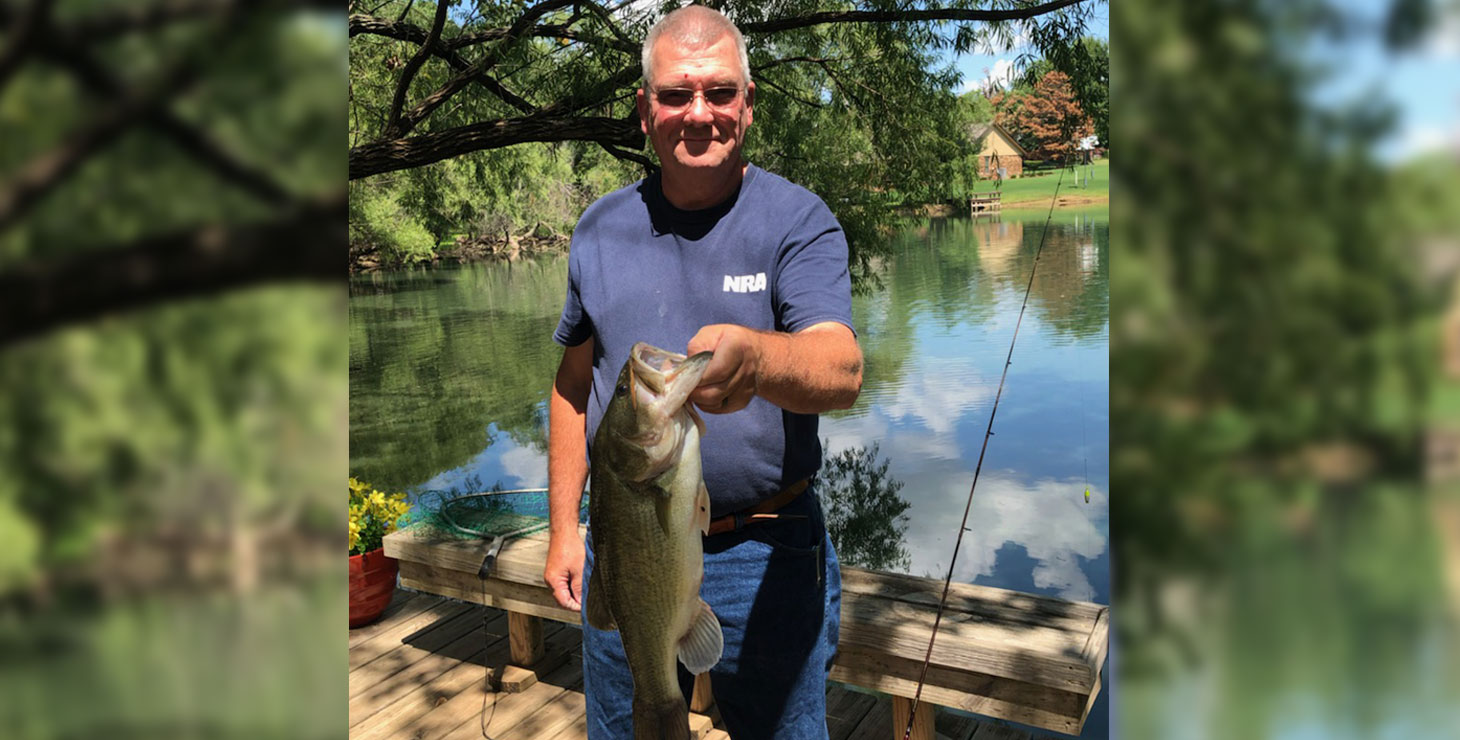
934, 709, 984, 740
349, 609, 506, 699
442, 661, 587, 740
970, 722, 1034, 740
846, 696, 894, 740
398, 559, 579, 623
349, 607, 484, 678
385, 525, 567, 588
829, 652, 1085, 736
826, 684, 879, 740
349, 614, 507, 726
427, 658, 583, 740
689, 712, 716, 739
840, 569, 1105, 632
703, 731, 731, 740
348, 597, 474, 670
543, 709, 588, 740
893, 697, 936, 740
352, 622, 580, 740
349, 591, 426, 647
838, 595, 1096, 693
510, 611, 546, 665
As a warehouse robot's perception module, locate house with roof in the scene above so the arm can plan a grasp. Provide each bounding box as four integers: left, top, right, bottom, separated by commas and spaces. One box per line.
969, 122, 1027, 179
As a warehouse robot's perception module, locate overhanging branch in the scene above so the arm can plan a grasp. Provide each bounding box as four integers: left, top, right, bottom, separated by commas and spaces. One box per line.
0, 191, 345, 348
738, 0, 1092, 35
350, 115, 641, 179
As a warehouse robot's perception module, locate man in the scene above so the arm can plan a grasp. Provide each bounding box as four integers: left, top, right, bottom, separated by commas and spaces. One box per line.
544, 6, 863, 738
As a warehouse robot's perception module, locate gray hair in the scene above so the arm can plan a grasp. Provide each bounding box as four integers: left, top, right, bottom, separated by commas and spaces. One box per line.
641, 5, 751, 88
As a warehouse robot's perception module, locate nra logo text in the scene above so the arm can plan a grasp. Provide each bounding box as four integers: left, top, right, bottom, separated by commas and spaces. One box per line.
723, 273, 767, 293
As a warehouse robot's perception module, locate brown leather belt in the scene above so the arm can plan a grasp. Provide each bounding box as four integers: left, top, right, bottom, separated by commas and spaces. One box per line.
705, 478, 809, 536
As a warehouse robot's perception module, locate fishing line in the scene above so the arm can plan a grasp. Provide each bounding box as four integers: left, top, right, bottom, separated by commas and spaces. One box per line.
901, 165, 1066, 740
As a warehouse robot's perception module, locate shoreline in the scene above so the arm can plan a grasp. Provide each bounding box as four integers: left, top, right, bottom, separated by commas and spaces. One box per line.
352, 196, 1109, 272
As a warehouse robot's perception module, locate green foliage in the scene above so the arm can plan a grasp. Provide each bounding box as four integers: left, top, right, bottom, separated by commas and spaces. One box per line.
347, 1, 1102, 285
350, 180, 438, 264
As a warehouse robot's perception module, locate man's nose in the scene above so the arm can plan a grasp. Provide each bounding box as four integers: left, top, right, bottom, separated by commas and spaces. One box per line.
684, 94, 715, 125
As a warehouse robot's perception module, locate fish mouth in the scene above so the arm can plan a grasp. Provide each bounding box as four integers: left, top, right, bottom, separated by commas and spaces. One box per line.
629, 342, 712, 410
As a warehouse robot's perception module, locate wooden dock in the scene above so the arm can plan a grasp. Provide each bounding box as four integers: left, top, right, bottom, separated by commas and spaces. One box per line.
350, 588, 1062, 740
371, 524, 1106, 739
970, 192, 1002, 215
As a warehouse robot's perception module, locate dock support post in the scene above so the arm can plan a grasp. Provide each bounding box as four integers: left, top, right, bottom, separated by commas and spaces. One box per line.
690, 673, 714, 713
500, 611, 544, 692
891, 697, 934, 740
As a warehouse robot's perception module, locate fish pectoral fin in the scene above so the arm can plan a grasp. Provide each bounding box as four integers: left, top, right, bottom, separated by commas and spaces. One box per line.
584, 567, 616, 632
677, 599, 723, 675
695, 482, 710, 536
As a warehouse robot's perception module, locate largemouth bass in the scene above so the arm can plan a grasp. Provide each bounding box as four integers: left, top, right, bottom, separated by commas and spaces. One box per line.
586, 342, 723, 740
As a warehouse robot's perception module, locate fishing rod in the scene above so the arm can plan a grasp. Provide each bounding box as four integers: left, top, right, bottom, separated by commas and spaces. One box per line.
900, 165, 1067, 740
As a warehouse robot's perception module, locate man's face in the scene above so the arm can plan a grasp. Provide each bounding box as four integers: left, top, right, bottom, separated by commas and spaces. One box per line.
637, 34, 754, 175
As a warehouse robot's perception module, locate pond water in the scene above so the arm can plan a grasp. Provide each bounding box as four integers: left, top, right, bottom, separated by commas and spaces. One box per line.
349, 208, 1111, 737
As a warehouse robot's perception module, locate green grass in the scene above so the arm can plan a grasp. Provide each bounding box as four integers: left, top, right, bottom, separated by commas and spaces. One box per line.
975, 158, 1109, 205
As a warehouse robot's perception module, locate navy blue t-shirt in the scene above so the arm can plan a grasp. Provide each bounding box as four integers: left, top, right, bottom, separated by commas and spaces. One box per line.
553, 164, 855, 517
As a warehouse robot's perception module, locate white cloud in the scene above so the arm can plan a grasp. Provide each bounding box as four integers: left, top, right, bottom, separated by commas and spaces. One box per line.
975, 26, 1031, 55
900, 469, 1108, 602
1390, 121, 1460, 161
983, 58, 1017, 91
500, 443, 549, 489
819, 357, 1109, 603
1422, 7, 1460, 59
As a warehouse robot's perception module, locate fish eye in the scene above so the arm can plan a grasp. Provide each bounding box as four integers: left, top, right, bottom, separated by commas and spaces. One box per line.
615, 383, 628, 397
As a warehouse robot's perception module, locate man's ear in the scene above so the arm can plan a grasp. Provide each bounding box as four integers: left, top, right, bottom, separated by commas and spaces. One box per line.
636, 88, 651, 135
744, 81, 755, 126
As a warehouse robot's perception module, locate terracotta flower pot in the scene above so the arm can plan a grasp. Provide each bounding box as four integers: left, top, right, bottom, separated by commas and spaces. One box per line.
349, 546, 399, 628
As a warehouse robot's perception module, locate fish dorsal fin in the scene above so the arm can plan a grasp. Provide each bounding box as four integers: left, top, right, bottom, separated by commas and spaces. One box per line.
677, 599, 723, 675
584, 566, 616, 632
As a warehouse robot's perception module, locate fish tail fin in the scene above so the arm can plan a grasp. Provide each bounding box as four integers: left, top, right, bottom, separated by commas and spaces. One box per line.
632, 697, 689, 740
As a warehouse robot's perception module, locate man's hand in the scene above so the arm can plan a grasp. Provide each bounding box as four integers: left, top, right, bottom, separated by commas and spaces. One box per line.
688, 321, 862, 415
544, 532, 585, 611
688, 324, 760, 414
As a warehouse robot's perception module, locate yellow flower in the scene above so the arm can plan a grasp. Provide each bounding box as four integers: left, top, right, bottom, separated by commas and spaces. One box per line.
349, 477, 411, 555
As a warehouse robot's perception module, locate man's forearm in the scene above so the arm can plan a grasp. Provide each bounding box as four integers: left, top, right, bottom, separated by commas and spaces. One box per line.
755, 324, 862, 414
548, 341, 594, 535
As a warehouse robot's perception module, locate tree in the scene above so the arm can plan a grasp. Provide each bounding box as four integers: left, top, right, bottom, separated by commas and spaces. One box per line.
348, 0, 1105, 280
994, 69, 1093, 160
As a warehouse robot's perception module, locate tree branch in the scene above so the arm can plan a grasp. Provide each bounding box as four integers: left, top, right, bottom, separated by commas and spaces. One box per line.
38, 43, 293, 206
597, 142, 657, 176
384, 0, 449, 139
737, 0, 1092, 35
0, 0, 51, 95
350, 115, 641, 179
349, 13, 539, 115
757, 74, 824, 108
349, 14, 634, 53
51, 0, 340, 43
391, 0, 579, 137
0, 65, 199, 234
0, 190, 345, 348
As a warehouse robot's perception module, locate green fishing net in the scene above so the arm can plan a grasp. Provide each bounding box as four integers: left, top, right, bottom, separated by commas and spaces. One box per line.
402, 487, 587, 542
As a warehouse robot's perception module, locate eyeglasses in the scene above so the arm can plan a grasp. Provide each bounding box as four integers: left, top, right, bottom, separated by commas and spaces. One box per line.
652, 86, 743, 111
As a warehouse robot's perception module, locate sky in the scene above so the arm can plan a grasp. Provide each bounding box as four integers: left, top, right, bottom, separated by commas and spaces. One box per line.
943, 2, 1110, 97
1310, 1, 1460, 162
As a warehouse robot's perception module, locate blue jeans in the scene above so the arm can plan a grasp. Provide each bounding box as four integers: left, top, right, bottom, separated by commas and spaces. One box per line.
582, 484, 842, 739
